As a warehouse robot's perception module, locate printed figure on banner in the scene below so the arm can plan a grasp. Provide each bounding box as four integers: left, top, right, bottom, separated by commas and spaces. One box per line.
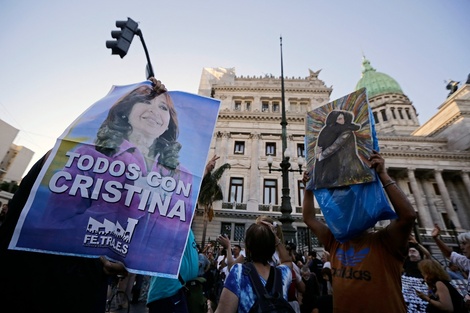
9, 81, 220, 277
306, 87, 375, 190
304, 88, 396, 241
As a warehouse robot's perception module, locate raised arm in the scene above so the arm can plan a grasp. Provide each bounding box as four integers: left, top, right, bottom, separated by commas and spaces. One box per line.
204, 155, 220, 176
301, 171, 331, 245
369, 150, 416, 252
431, 224, 453, 259
409, 234, 432, 259
217, 235, 237, 270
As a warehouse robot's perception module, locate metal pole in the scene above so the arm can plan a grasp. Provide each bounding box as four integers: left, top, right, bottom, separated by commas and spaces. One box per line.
278, 36, 296, 244
136, 29, 155, 79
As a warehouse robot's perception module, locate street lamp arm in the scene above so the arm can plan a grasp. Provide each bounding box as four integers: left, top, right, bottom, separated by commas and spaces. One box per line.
267, 157, 303, 174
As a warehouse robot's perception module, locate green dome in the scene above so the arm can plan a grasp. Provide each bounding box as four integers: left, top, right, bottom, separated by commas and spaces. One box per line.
355, 57, 403, 98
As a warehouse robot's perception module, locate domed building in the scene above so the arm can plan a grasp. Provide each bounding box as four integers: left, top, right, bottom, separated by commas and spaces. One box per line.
192, 61, 470, 254
356, 57, 420, 136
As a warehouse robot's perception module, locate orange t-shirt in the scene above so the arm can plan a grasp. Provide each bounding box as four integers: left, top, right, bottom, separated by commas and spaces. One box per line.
324, 229, 407, 313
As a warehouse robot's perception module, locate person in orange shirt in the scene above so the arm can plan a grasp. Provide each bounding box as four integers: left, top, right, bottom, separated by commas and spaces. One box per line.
303, 150, 416, 313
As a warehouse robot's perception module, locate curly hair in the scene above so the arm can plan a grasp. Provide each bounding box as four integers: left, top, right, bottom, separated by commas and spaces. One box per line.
95, 85, 181, 169
418, 259, 451, 283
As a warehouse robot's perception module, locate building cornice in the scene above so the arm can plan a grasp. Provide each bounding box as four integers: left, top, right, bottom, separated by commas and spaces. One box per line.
194, 208, 305, 222
218, 112, 306, 123
214, 85, 332, 95
414, 111, 470, 137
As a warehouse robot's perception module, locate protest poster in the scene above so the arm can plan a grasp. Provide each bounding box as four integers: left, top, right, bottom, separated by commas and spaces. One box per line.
305, 87, 376, 190
305, 88, 396, 241
9, 81, 220, 277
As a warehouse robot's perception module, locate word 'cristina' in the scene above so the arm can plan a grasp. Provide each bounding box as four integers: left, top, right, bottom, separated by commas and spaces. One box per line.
48, 151, 192, 221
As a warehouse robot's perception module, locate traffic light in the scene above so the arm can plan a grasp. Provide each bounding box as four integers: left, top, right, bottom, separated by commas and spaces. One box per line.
106, 18, 139, 58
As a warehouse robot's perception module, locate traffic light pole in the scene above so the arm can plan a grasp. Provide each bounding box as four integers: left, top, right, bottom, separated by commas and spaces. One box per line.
106, 18, 155, 79
135, 29, 155, 79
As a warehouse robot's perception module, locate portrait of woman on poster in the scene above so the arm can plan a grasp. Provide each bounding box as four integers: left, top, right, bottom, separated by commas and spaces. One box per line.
313, 110, 371, 189
40, 79, 193, 264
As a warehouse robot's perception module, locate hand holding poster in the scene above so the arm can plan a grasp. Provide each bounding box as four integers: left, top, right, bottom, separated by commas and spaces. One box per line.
9, 81, 220, 277
305, 88, 396, 241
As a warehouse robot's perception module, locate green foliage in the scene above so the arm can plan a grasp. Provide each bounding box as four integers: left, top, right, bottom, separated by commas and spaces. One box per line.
0, 181, 18, 193
198, 163, 231, 207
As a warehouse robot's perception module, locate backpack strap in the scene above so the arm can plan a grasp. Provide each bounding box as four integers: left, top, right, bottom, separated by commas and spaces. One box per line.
272, 266, 283, 297
244, 262, 279, 312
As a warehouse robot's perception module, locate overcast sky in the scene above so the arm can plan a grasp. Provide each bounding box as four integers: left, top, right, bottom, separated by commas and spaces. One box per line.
1, 0, 469, 175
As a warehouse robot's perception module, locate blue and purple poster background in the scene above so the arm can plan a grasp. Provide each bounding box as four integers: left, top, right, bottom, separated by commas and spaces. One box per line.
9, 81, 220, 278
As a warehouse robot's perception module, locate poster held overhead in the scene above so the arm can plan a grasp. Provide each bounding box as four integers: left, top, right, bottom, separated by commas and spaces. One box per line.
305, 88, 396, 241
9, 81, 221, 277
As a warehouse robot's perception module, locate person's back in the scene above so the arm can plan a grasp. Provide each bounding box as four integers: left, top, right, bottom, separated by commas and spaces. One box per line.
447, 262, 467, 280
308, 251, 324, 280
215, 222, 293, 313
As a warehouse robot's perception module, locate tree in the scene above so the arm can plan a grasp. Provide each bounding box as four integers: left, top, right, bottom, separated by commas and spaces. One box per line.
0, 181, 18, 193
198, 162, 230, 248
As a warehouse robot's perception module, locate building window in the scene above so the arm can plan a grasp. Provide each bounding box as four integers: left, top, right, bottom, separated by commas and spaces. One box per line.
234, 101, 241, 111
263, 179, 278, 205
234, 141, 245, 154
405, 109, 412, 119
262, 102, 269, 112
298, 180, 305, 206
391, 108, 397, 119
381, 109, 388, 122
246, 101, 251, 111
229, 178, 244, 203
221, 223, 232, 238
272, 102, 280, 112
234, 223, 245, 242
290, 101, 298, 112
266, 143, 276, 156
432, 183, 441, 195
300, 102, 308, 113
373, 112, 379, 124
297, 226, 321, 249
297, 143, 305, 157
398, 109, 404, 119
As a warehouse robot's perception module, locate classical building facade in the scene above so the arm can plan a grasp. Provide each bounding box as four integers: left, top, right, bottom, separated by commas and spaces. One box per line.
192, 62, 470, 252
0, 119, 34, 183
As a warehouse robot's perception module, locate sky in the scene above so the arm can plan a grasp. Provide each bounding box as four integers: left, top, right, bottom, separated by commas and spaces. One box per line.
1, 0, 469, 177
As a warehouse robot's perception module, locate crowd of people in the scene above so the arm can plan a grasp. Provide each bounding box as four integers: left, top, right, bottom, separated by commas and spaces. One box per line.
1, 77, 470, 313
115, 219, 470, 313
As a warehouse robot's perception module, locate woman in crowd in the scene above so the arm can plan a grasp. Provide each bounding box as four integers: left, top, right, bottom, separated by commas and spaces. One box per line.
415, 259, 465, 312
215, 221, 292, 313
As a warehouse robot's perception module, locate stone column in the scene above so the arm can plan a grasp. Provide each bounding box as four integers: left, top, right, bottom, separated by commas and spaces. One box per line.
457, 171, 470, 229
407, 168, 433, 228
247, 133, 261, 211
460, 171, 470, 198
422, 181, 442, 226
434, 169, 461, 228
385, 107, 393, 123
